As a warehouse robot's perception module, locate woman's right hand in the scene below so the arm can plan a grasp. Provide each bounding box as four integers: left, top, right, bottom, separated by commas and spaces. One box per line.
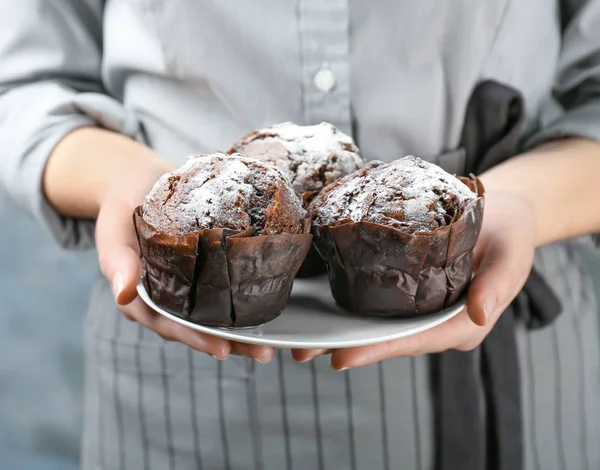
46, 128, 275, 362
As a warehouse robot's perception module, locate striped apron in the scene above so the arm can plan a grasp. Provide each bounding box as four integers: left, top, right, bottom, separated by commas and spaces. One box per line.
82, 237, 600, 470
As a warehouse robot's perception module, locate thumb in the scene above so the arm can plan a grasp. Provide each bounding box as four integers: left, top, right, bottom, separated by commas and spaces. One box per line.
467, 230, 532, 327
96, 196, 142, 305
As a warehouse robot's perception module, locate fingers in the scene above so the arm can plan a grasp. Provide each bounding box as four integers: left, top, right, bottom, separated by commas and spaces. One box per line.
121, 298, 231, 359
291, 349, 331, 362
467, 228, 533, 327
290, 310, 484, 370
121, 298, 277, 361
96, 196, 142, 305
330, 309, 482, 370
230, 343, 275, 363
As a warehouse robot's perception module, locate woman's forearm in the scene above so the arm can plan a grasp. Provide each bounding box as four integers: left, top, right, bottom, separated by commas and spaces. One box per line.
43, 127, 173, 219
480, 137, 600, 247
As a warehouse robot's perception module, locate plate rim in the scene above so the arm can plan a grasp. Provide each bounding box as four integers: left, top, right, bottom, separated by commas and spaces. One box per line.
136, 282, 466, 349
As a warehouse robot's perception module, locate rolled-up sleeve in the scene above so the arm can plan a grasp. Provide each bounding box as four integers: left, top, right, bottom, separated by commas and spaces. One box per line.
524, 0, 600, 149
0, 1, 141, 249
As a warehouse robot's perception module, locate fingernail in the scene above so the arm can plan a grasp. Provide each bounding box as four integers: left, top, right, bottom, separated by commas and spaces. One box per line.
297, 349, 328, 363
483, 299, 495, 324
112, 272, 124, 302
331, 358, 349, 371
211, 354, 228, 361
257, 351, 275, 364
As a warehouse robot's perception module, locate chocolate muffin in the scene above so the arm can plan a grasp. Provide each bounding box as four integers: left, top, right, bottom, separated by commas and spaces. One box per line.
134, 154, 313, 327
310, 155, 485, 317
229, 122, 363, 204
229, 122, 363, 276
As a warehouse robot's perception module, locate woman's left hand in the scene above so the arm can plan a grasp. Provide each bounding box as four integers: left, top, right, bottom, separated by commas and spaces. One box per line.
292, 190, 537, 370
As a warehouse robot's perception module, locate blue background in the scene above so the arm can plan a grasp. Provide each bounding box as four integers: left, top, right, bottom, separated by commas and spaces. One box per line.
0, 188, 96, 470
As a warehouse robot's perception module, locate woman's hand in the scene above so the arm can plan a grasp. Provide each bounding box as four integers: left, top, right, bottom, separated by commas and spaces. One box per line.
292, 190, 536, 369
45, 128, 275, 362
301, 137, 600, 369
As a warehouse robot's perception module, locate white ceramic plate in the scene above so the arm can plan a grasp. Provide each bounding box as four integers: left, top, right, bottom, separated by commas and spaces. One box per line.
137, 276, 465, 349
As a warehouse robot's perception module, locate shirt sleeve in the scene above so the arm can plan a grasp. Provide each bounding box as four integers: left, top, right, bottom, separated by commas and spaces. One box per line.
0, 1, 141, 249
523, 0, 600, 149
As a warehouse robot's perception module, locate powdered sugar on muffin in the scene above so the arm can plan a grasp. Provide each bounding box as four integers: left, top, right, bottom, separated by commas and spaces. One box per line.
229, 122, 363, 203
142, 153, 306, 235
310, 155, 477, 234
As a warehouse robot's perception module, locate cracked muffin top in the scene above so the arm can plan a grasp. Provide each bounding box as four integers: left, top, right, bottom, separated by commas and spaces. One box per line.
142, 153, 306, 236
228, 122, 363, 205
309, 155, 478, 235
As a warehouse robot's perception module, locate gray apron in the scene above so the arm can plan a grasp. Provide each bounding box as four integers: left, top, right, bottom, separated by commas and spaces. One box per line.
82, 237, 600, 470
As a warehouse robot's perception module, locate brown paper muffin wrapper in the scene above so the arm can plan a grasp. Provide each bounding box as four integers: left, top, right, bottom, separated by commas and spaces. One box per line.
134, 207, 313, 327
312, 176, 484, 317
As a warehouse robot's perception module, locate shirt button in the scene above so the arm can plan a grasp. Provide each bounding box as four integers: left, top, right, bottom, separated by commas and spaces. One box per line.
313, 67, 336, 93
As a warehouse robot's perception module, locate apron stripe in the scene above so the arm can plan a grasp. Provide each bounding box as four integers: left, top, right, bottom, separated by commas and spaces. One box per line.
245, 360, 264, 470
410, 357, 423, 470
344, 370, 357, 470
97, 336, 106, 470
187, 348, 204, 470
160, 346, 176, 470
551, 326, 567, 470
310, 360, 325, 470
525, 333, 542, 470
527, 253, 556, 470
277, 350, 293, 470
217, 360, 232, 470
377, 362, 390, 470
135, 326, 150, 470
112, 316, 125, 470
573, 314, 590, 470
516, 323, 534, 470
